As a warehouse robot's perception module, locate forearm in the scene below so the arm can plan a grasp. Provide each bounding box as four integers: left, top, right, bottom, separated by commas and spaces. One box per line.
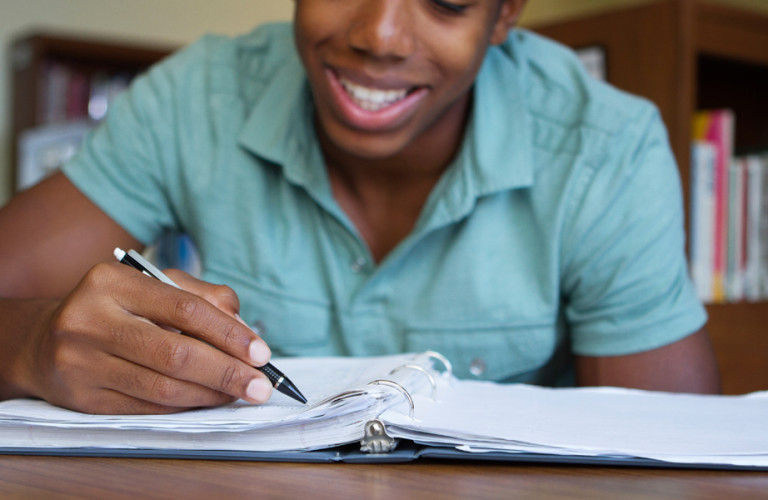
0, 297, 58, 401
575, 328, 721, 394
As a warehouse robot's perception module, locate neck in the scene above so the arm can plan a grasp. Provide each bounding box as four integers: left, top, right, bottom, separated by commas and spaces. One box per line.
317, 95, 472, 263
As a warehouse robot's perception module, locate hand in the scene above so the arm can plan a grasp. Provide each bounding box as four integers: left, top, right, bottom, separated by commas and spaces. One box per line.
18, 262, 273, 414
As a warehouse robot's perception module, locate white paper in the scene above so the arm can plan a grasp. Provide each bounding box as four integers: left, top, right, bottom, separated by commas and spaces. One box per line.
381, 380, 768, 466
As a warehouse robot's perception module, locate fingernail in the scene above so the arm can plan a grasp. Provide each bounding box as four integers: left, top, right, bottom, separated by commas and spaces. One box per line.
246, 377, 272, 403
249, 339, 271, 366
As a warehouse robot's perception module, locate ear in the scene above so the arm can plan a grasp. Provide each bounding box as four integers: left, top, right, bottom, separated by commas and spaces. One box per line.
490, 0, 527, 46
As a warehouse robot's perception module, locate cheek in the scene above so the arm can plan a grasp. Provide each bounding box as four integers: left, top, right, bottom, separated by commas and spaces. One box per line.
293, 3, 336, 57
426, 30, 490, 91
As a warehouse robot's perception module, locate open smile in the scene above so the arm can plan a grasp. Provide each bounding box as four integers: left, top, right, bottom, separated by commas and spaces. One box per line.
338, 78, 410, 112
326, 69, 429, 130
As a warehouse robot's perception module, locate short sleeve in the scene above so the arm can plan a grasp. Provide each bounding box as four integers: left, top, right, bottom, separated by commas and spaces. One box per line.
62, 43, 196, 245
561, 107, 707, 356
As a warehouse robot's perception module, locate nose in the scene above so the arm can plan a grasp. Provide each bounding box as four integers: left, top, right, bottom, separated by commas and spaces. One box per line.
347, 0, 416, 60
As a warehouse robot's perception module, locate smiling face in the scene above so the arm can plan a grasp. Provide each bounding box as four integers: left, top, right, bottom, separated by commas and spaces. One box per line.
293, 0, 524, 165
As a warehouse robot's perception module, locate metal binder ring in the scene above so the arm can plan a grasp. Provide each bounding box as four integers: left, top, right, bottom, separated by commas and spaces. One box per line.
425, 351, 453, 376
368, 379, 415, 418
389, 364, 437, 399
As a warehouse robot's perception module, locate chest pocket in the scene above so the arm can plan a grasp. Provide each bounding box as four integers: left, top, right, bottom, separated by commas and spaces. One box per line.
404, 322, 557, 382
236, 284, 332, 357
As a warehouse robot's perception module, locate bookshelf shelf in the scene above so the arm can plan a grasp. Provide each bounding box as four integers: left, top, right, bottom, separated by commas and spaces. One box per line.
531, 0, 768, 394
9, 31, 174, 191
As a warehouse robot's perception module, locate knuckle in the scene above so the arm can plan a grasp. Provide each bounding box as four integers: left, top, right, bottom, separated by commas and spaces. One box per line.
81, 262, 117, 290
150, 375, 178, 402
220, 321, 241, 349
218, 364, 241, 394
207, 284, 240, 312
157, 339, 191, 373
171, 295, 201, 324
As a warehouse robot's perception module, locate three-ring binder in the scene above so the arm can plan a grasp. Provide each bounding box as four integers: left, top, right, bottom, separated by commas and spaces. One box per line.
360, 353, 449, 454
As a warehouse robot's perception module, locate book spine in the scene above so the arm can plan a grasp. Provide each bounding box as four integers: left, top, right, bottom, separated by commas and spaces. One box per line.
690, 142, 716, 303
726, 159, 745, 302
744, 156, 764, 301
760, 154, 768, 300
692, 110, 735, 304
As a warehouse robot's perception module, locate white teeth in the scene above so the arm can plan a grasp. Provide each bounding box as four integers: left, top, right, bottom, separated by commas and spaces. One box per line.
339, 78, 409, 112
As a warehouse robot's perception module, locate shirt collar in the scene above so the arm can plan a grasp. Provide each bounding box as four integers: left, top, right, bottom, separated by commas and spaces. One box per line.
416, 38, 535, 229
467, 38, 534, 195
237, 52, 328, 194
237, 33, 534, 218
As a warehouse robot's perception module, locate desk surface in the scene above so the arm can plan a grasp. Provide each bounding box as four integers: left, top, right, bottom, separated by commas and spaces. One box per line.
2, 456, 768, 499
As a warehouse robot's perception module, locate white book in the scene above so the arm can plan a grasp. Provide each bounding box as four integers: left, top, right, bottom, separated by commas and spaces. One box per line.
744, 155, 765, 301
690, 142, 716, 303
726, 159, 746, 301
760, 154, 768, 299
0, 352, 767, 469
17, 120, 94, 191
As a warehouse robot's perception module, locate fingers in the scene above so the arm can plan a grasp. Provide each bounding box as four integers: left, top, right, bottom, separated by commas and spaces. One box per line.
106, 263, 271, 367
165, 269, 240, 316
101, 355, 239, 410
41, 263, 276, 412
38, 334, 239, 414
101, 315, 274, 404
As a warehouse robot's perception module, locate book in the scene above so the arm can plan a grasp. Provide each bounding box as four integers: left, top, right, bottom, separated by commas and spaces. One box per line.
761, 154, 768, 299
17, 120, 95, 191
726, 159, 746, 301
692, 110, 735, 303
689, 141, 716, 302
0, 352, 767, 469
744, 155, 765, 301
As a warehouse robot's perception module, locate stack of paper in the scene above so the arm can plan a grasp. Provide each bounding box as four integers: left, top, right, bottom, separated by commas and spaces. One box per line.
382, 380, 768, 467
0, 353, 433, 452
0, 352, 767, 469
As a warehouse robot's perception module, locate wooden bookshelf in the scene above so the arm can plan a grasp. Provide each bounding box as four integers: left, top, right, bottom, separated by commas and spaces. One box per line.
531, 0, 768, 394
9, 31, 174, 190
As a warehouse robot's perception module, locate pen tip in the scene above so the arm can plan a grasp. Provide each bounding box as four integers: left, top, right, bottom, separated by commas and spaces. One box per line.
114, 248, 125, 260
281, 384, 308, 405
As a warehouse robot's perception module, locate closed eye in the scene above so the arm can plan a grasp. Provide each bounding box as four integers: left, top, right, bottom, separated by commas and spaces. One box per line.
430, 0, 469, 15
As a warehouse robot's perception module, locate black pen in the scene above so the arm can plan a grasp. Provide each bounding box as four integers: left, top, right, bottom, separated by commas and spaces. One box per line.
113, 247, 307, 404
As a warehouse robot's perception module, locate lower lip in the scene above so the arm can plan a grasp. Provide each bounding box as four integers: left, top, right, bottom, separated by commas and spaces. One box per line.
325, 69, 428, 131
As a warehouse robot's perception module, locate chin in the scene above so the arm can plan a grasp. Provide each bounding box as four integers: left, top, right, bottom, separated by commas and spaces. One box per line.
322, 122, 412, 162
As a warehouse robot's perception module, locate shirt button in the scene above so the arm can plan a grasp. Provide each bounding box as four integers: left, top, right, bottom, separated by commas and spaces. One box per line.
469, 358, 487, 377
350, 257, 367, 273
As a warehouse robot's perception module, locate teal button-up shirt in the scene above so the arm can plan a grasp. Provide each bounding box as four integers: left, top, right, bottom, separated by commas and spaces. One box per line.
64, 23, 706, 385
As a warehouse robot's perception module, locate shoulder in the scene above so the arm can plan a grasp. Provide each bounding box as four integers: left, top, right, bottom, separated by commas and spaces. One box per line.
139, 22, 298, 104
495, 30, 663, 160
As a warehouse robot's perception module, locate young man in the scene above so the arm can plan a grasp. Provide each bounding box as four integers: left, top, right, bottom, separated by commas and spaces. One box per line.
0, 0, 719, 415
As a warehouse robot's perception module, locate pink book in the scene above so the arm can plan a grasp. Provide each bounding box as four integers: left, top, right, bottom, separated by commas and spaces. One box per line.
692, 109, 735, 303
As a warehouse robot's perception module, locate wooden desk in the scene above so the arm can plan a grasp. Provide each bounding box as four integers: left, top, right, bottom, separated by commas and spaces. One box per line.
2, 456, 768, 499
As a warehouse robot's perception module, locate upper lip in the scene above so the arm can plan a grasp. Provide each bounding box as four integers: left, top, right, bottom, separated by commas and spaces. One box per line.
330, 66, 423, 92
